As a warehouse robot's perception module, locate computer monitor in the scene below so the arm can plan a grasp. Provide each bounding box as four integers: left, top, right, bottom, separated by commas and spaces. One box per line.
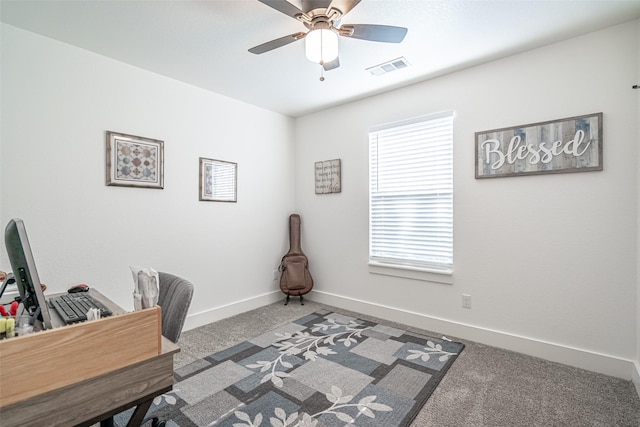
4, 218, 53, 329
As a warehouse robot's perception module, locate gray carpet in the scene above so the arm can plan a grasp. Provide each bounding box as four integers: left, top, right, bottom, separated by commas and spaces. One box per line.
175, 300, 640, 426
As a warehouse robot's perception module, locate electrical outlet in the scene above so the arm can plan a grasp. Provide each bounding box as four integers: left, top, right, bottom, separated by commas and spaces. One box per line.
462, 294, 472, 309
272, 270, 279, 281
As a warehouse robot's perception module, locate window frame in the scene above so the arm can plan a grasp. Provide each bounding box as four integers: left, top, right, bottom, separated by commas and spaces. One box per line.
368, 111, 454, 282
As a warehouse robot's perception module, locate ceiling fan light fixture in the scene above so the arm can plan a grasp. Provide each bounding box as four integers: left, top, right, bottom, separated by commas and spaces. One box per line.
305, 29, 338, 64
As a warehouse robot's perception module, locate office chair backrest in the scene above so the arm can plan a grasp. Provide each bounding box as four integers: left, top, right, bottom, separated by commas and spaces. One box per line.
157, 272, 194, 343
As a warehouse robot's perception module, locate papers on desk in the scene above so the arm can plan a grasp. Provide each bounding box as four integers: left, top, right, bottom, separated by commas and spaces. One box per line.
86, 307, 101, 320
130, 266, 159, 311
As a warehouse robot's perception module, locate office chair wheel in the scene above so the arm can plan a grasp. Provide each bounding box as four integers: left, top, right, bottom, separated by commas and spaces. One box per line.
143, 416, 165, 427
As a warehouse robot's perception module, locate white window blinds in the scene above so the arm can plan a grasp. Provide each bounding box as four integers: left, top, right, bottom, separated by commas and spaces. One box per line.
369, 111, 453, 271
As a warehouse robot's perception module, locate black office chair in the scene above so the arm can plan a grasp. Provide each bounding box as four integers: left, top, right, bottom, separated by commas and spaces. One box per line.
142, 272, 194, 427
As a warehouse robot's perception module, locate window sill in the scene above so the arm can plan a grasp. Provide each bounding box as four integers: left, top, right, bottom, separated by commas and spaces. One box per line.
368, 261, 453, 284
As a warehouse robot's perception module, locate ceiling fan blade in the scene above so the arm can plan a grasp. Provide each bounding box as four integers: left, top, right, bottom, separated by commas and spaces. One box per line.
327, 0, 361, 18
340, 24, 408, 43
301, 0, 332, 13
322, 56, 340, 71
258, 0, 307, 19
248, 32, 306, 54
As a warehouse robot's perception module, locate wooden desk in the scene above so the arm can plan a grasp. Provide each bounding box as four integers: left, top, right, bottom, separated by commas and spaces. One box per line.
0, 290, 179, 427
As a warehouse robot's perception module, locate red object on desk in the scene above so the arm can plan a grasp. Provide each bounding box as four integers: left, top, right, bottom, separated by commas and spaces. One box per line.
9, 301, 18, 316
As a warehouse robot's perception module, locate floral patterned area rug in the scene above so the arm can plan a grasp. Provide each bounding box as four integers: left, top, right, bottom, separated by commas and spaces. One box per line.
119, 309, 464, 427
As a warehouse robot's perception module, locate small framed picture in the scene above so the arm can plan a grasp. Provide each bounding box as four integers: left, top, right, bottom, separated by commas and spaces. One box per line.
106, 131, 164, 189
315, 159, 341, 194
199, 157, 237, 202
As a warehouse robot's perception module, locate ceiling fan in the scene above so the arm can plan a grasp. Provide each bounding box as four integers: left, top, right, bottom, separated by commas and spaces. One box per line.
248, 0, 408, 78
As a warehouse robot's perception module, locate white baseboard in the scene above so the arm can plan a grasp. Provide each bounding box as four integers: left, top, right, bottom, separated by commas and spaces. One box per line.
309, 290, 637, 381
179, 289, 637, 383
182, 290, 282, 331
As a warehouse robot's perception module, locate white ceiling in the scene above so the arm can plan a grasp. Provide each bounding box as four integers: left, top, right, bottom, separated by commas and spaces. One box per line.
2, 0, 640, 117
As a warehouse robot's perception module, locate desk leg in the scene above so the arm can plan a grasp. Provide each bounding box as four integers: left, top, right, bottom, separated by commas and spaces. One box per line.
126, 398, 154, 427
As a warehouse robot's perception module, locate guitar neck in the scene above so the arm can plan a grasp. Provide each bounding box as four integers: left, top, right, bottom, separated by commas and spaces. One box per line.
289, 214, 302, 253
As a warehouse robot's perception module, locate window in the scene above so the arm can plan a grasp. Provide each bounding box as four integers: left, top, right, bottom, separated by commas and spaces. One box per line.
369, 111, 453, 274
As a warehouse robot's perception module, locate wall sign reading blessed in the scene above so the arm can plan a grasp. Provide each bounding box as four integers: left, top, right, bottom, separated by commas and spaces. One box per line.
475, 112, 603, 179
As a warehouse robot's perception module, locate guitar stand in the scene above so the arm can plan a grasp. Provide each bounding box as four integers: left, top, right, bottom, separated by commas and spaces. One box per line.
284, 293, 304, 306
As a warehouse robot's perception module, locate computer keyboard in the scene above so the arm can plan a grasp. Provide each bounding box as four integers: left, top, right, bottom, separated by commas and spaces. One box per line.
48, 293, 113, 324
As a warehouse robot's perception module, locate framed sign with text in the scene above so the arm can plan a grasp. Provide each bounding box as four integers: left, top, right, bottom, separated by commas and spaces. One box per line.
475, 112, 603, 179
315, 159, 341, 194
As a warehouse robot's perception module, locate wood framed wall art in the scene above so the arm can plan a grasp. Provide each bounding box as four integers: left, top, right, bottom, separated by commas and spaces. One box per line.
106, 131, 164, 188
199, 157, 237, 202
315, 159, 341, 194
475, 113, 603, 179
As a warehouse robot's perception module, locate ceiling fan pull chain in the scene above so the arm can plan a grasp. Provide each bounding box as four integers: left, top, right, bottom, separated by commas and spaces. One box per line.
318, 31, 328, 81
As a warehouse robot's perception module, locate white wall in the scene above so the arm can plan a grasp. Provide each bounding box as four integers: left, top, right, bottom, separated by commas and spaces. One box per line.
0, 24, 296, 325
3, 19, 640, 381
635, 18, 640, 394
296, 20, 640, 379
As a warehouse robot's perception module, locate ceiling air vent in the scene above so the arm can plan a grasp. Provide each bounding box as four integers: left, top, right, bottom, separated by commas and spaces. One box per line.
366, 57, 410, 76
